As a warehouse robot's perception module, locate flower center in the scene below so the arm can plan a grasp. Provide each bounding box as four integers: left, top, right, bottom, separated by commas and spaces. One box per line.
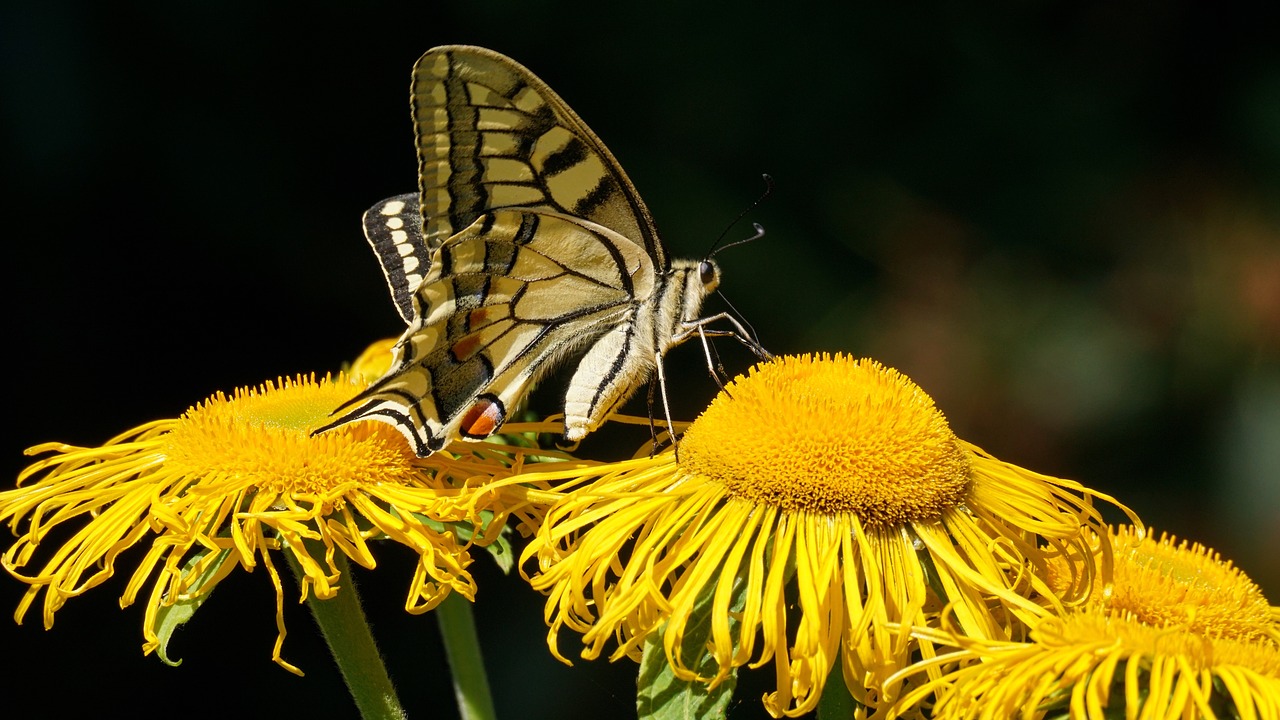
678, 354, 971, 525
1104, 526, 1275, 643
162, 375, 416, 495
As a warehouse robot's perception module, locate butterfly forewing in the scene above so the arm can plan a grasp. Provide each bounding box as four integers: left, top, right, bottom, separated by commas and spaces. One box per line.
411, 46, 667, 269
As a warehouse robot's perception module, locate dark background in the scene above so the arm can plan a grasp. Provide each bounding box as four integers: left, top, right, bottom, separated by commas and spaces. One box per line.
4, 2, 1277, 718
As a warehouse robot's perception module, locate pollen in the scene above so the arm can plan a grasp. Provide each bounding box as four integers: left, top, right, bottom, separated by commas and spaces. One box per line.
162, 375, 416, 496
678, 354, 971, 524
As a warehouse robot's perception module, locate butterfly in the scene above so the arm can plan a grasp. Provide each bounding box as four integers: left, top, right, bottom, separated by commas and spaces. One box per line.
320, 45, 753, 457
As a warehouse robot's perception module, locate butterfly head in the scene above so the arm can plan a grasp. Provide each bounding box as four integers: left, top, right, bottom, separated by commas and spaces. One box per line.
698, 259, 721, 294
686, 258, 721, 314
666, 257, 720, 326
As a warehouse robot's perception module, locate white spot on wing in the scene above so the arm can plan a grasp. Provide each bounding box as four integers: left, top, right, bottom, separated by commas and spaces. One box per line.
381, 201, 405, 215
386, 217, 404, 229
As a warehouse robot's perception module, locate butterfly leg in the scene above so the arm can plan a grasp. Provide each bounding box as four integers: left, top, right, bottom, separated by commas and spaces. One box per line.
669, 311, 772, 406
695, 323, 733, 398
677, 312, 772, 360
653, 349, 680, 461
645, 378, 663, 455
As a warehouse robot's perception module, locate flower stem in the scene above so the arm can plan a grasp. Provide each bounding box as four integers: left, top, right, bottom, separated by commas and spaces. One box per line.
436, 592, 497, 720
289, 550, 407, 720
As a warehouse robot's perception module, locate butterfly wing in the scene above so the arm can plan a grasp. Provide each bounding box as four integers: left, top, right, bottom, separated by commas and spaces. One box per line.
328, 208, 655, 456
412, 45, 668, 270
362, 193, 431, 323
362, 45, 669, 325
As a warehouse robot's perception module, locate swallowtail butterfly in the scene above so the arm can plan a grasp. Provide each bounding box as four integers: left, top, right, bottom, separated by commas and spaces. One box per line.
321, 46, 737, 456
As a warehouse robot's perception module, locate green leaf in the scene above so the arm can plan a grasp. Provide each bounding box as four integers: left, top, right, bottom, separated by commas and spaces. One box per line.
636, 566, 746, 720
636, 636, 736, 720
816, 659, 858, 719
153, 547, 235, 666
474, 526, 515, 573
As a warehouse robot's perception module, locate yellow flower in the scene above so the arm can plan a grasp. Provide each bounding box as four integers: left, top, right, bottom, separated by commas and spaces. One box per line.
1069, 525, 1278, 643
502, 354, 1136, 717
894, 526, 1280, 718
903, 614, 1280, 719
1, 342, 537, 673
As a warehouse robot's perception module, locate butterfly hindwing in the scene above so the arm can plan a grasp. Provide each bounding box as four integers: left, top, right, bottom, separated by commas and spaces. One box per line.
333, 208, 655, 455
362, 193, 432, 323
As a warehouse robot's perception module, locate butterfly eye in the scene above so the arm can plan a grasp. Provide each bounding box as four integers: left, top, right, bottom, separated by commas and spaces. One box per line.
699, 260, 717, 286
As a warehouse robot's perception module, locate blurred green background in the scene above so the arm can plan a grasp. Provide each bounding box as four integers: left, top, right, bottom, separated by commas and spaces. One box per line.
4, 2, 1277, 718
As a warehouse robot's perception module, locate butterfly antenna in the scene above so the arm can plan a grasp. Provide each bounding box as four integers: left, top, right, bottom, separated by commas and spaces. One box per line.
713, 222, 766, 258
705, 173, 774, 259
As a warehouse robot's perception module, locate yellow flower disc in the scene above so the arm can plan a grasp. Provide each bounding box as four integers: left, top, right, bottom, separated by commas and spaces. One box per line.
679, 354, 971, 524
162, 375, 415, 496
1106, 525, 1276, 643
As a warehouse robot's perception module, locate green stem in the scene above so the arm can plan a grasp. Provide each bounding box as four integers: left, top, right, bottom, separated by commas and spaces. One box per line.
435, 592, 497, 720
289, 550, 407, 720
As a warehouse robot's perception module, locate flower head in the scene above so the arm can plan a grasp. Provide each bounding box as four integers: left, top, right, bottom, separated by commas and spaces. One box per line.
1059, 525, 1278, 643
1, 342, 537, 673
895, 526, 1280, 718
506, 354, 1136, 716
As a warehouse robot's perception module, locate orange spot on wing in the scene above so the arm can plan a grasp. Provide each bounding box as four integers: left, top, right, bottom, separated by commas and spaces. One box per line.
468, 307, 491, 328
450, 334, 484, 361
460, 397, 505, 438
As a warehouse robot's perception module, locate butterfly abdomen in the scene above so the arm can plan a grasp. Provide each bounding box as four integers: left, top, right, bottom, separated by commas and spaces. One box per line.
562, 259, 717, 441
